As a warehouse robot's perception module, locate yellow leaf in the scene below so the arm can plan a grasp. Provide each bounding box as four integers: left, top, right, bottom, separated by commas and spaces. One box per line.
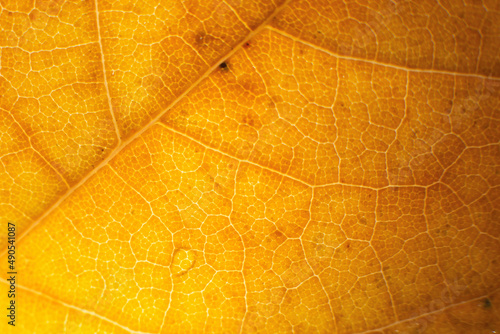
1, 0, 500, 333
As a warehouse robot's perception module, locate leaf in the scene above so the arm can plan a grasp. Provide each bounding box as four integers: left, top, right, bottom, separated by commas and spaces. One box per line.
1, 0, 500, 333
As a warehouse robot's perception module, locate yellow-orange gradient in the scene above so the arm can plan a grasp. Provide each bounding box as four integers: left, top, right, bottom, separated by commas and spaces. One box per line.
1, 0, 499, 333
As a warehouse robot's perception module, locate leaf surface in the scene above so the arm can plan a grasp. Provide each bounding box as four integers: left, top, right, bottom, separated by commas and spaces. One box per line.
1, 0, 500, 333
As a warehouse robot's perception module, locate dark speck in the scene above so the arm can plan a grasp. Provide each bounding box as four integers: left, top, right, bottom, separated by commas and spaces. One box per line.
483, 298, 492, 309
219, 62, 228, 70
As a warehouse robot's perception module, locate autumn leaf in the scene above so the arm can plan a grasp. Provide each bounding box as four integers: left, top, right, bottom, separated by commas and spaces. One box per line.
1, 0, 500, 333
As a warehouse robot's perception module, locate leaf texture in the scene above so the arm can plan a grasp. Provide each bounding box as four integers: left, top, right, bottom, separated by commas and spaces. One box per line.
1, 0, 499, 333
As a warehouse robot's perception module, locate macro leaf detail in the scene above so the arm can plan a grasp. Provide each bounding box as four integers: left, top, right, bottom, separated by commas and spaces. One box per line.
1, 0, 499, 333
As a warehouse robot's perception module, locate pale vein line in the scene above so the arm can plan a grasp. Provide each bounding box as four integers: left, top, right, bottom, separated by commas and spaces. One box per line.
0, 280, 152, 334
0, 42, 97, 53
94, 0, 121, 142
223, 0, 251, 32
332, 57, 341, 184
107, 164, 154, 213
164, 122, 436, 192
370, 190, 399, 322
474, 7, 488, 74
298, 189, 338, 333
157, 123, 311, 188
266, 26, 500, 81
3, 116, 71, 190
235, 160, 249, 334
0, 0, 295, 257
1, 47, 70, 189
385, 70, 409, 185
423, 186, 452, 296
355, 287, 500, 334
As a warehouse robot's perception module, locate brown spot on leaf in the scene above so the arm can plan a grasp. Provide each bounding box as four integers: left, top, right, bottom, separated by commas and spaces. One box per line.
219, 61, 228, 71
241, 111, 261, 129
